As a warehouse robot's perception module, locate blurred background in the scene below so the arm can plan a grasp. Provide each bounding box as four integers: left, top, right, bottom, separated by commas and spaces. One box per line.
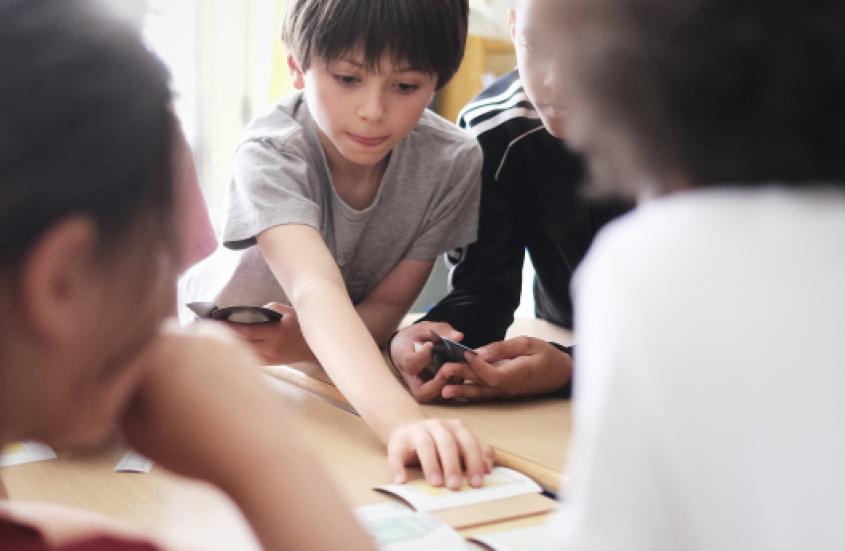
140, 0, 533, 313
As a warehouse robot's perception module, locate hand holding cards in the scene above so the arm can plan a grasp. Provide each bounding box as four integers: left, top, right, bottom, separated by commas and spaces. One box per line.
429, 329, 474, 363
418, 330, 474, 381
186, 302, 284, 325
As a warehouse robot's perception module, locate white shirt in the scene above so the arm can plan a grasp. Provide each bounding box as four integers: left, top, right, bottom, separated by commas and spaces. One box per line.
544, 188, 845, 551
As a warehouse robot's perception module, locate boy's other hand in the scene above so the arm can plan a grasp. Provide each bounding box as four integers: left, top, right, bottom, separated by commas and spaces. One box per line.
440, 337, 573, 400
224, 302, 316, 365
387, 418, 494, 490
389, 321, 465, 403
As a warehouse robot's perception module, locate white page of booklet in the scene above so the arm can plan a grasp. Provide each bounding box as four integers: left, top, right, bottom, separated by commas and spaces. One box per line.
356, 502, 470, 551
376, 467, 541, 513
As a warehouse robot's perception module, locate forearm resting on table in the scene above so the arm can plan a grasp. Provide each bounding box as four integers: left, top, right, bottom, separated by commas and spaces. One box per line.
225, 427, 374, 551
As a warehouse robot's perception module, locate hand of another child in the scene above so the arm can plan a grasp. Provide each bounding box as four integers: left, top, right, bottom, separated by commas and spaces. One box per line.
440, 337, 573, 400
389, 321, 465, 403
224, 302, 316, 365
386, 418, 494, 490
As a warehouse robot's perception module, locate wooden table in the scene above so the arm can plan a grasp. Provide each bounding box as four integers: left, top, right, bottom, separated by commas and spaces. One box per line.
3, 316, 573, 548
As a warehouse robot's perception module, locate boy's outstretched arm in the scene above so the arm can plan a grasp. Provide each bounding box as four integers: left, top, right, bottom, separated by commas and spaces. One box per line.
257, 224, 493, 488
222, 258, 432, 365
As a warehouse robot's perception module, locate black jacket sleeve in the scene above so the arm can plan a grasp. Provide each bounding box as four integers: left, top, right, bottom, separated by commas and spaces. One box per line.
419, 134, 525, 348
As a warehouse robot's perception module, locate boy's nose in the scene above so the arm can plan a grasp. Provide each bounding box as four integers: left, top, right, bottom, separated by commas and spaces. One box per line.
357, 90, 387, 122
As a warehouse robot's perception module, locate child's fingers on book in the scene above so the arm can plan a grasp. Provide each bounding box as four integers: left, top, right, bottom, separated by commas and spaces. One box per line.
447, 420, 487, 487
411, 429, 443, 487
485, 444, 495, 471
387, 438, 409, 484
428, 421, 463, 489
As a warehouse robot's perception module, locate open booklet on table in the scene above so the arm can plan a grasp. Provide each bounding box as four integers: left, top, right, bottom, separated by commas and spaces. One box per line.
374, 467, 556, 530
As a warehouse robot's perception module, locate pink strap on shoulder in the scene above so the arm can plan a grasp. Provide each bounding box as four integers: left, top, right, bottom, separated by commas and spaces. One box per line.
174, 127, 217, 273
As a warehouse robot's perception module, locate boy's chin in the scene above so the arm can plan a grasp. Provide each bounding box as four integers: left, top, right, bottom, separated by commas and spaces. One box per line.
541, 115, 568, 140
340, 147, 390, 168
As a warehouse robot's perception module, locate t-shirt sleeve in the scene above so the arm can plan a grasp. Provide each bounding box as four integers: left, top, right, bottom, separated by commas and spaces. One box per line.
222, 138, 320, 250
404, 141, 482, 260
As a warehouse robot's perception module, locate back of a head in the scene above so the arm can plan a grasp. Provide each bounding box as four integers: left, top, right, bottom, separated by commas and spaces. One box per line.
282, 0, 469, 89
559, 0, 845, 194
0, 0, 176, 270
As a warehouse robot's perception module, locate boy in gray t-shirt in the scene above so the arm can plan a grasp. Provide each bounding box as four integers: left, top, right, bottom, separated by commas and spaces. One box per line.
182, 0, 493, 490
216, 91, 480, 309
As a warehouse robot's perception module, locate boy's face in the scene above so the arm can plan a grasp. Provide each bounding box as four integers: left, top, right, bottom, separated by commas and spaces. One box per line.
290, 53, 437, 170
509, 0, 570, 138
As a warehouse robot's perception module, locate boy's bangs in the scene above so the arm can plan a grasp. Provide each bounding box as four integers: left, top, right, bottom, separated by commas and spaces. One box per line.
308, 1, 466, 87
318, 8, 426, 72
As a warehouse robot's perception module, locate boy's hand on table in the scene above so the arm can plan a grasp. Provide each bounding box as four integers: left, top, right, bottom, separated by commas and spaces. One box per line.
389, 321, 466, 403
440, 337, 573, 400
224, 302, 317, 365
387, 418, 494, 490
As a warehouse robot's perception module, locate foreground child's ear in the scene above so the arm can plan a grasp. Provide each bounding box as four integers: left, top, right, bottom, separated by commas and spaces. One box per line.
287, 55, 305, 90
19, 216, 98, 344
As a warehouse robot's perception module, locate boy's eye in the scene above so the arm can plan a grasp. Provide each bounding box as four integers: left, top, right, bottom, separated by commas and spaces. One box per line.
396, 82, 420, 94
334, 74, 360, 86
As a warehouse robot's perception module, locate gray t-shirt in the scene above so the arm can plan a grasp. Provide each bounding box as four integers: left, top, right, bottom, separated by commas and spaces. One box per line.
212, 92, 482, 307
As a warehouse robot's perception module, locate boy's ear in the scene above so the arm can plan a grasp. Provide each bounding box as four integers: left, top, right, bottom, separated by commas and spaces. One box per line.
287, 54, 305, 90
19, 216, 98, 344
507, 8, 517, 42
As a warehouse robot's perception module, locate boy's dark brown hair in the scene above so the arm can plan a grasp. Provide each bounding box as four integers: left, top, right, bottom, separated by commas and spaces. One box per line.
561, 0, 845, 194
282, 0, 469, 89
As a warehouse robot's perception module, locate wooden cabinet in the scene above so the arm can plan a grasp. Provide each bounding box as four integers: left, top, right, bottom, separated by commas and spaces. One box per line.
436, 35, 516, 123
